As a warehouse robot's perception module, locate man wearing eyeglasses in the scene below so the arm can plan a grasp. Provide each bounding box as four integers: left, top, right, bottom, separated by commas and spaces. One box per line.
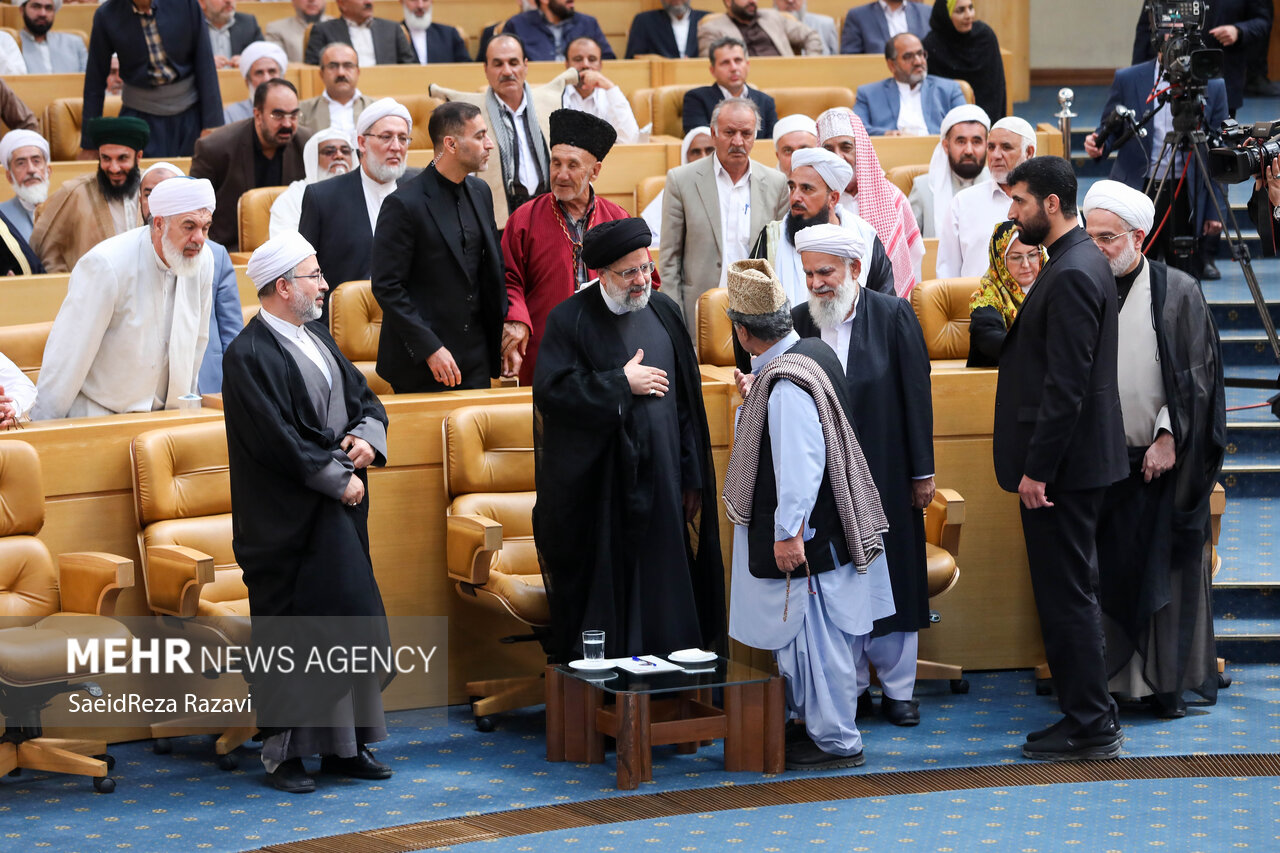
192, 78, 313, 251
299, 98, 419, 318
298, 44, 373, 137
853, 33, 965, 137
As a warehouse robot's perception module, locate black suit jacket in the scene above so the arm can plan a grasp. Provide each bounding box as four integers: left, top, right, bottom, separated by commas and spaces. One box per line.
370, 166, 507, 393
993, 227, 1128, 493
401, 21, 472, 62
683, 85, 777, 137
304, 17, 417, 65
226, 13, 264, 57
625, 9, 708, 58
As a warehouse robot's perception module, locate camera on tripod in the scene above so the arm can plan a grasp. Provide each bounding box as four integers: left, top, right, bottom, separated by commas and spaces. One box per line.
1147, 1, 1224, 91
1207, 119, 1280, 183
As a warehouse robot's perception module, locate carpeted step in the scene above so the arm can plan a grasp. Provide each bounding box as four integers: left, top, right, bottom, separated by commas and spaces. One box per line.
1213, 616, 1280, 663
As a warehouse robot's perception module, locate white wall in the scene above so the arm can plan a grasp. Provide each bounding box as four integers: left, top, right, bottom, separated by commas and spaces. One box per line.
1030, 0, 1143, 69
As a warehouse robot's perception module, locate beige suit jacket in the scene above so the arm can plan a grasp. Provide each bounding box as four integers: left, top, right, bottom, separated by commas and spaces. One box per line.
264, 13, 333, 64
31, 174, 120, 274
697, 10, 823, 57
298, 93, 372, 134
658, 154, 789, 338
429, 68, 578, 230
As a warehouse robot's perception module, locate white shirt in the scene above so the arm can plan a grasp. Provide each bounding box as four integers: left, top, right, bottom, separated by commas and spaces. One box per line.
895, 79, 928, 136
323, 87, 363, 137
818, 286, 860, 369
936, 180, 1013, 279
1116, 260, 1172, 446
345, 18, 377, 67
879, 0, 908, 38
562, 85, 641, 144
408, 27, 428, 64
1148, 63, 1174, 177
360, 165, 398, 233
0, 32, 26, 75
499, 96, 542, 196
669, 9, 692, 57
713, 154, 753, 289
106, 194, 140, 236
0, 350, 36, 419
259, 305, 332, 386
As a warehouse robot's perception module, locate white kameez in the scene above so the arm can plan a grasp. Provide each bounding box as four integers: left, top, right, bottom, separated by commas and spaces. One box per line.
32, 227, 213, 420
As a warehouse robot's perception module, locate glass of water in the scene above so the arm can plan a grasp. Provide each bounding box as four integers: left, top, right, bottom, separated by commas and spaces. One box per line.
582, 630, 605, 661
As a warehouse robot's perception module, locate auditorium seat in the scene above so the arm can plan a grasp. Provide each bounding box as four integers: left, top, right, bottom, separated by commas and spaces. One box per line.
46, 97, 123, 161
636, 174, 664, 215
236, 185, 287, 255
0, 320, 51, 383
773, 86, 855, 118
886, 163, 928, 198
0, 440, 134, 793
910, 276, 976, 367
695, 286, 733, 367
443, 403, 549, 731
130, 420, 256, 769
641, 85, 696, 137
919, 487, 969, 692
640, 84, 857, 138
327, 279, 392, 395
401, 93, 444, 149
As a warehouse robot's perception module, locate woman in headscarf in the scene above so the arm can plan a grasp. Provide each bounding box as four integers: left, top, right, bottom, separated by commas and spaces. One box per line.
641, 125, 713, 248
967, 219, 1045, 366
923, 0, 1007, 124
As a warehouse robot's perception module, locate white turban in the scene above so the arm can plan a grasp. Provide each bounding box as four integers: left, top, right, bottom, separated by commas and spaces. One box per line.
22, 0, 61, 9
816, 107, 858, 143
141, 160, 185, 180
773, 113, 818, 144
356, 97, 412, 137
991, 116, 1036, 149
239, 41, 288, 78
148, 176, 216, 217
790, 146, 852, 193
304, 126, 355, 182
939, 104, 990, 140
680, 125, 709, 164
1082, 179, 1155, 233
0, 129, 48, 170
248, 231, 316, 292
794, 222, 867, 261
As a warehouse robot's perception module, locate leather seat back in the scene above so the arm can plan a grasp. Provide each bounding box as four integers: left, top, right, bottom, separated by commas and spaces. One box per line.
328, 279, 392, 395
46, 97, 123, 161
637, 175, 665, 213
696, 287, 734, 367
0, 441, 57, 628
911, 277, 978, 361
772, 86, 855, 119
237, 185, 288, 254
444, 403, 535, 499
885, 163, 929, 197
399, 93, 444, 149
0, 321, 51, 384
648, 85, 696, 137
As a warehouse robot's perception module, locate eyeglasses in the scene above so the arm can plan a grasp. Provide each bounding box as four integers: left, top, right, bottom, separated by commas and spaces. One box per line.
1005, 251, 1040, 267
899, 49, 928, 62
268, 109, 301, 122
606, 261, 655, 281
322, 62, 359, 72
294, 271, 326, 281
1089, 229, 1135, 246
317, 145, 353, 157
366, 132, 411, 147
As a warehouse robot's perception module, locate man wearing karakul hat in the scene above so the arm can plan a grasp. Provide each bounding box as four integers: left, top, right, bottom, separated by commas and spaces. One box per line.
723, 256, 892, 769
533, 217, 725, 665
502, 107, 643, 385
1082, 180, 1225, 720
908, 103, 991, 239
222, 231, 391, 794
32, 177, 217, 419
32, 115, 150, 273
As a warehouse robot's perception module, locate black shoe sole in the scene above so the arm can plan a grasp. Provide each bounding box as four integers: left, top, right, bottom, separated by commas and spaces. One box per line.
1022, 735, 1124, 762
267, 775, 316, 793
785, 752, 866, 771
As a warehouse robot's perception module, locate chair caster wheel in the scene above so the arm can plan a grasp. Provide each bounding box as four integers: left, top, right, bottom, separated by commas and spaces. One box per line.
153, 738, 172, 755
216, 752, 239, 770
93, 753, 115, 771
93, 776, 115, 793
950, 678, 970, 694
475, 715, 495, 733
1218, 672, 1232, 689
1035, 678, 1053, 696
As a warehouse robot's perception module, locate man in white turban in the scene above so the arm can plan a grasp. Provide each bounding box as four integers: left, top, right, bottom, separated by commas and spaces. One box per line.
909, 104, 991, 239
33, 178, 217, 419
937, 114, 1037, 278
0, 128, 50, 240
270, 127, 355, 238
1082, 179, 1226, 720
223, 231, 391, 795
772, 113, 818, 176
749, 146, 896, 308
224, 41, 288, 124
790, 221, 936, 728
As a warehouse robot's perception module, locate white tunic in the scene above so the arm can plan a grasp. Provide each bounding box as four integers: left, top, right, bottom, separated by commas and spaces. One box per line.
935, 179, 1013, 279
1117, 260, 1172, 446
32, 227, 213, 420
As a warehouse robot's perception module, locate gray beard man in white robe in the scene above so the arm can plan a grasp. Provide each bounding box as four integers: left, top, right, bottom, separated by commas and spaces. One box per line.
32, 177, 216, 420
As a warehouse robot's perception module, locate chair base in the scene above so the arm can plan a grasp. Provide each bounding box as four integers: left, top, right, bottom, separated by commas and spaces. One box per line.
150, 718, 256, 768
466, 675, 545, 731
917, 658, 969, 693
0, 733, 114, 791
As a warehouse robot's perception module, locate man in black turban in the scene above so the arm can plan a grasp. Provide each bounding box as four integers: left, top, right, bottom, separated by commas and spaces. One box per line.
532, 216, 725, 663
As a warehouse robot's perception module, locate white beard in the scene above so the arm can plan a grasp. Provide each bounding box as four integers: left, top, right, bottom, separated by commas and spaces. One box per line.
807, 272, 858, 330
1109, 240, 1142, 278
365, 156, 407, 184
13, 179, 48, 207
290, 284, 323, 322
161, 230, 203, 279
404, 7, 431, 29
322, 161, 351, 179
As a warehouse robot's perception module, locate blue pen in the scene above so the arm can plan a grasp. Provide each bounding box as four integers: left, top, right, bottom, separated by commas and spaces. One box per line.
631, 656, 657, 667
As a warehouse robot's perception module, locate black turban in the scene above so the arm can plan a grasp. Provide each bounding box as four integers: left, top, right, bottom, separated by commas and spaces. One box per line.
86, 116, 150, 151
581, 217, 651, 270
549, 108, 617, 162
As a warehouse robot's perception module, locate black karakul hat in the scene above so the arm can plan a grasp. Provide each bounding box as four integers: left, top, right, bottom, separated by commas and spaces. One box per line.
581, 217, 652, 270
549, 108, 618, 162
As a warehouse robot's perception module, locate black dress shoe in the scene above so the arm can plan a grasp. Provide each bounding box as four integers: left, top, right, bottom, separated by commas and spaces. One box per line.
1201, 259, 1221, 280
320, 746, 392, 780
856, 690, 875, 720
1026, 716, 1071, 743
785, 721, 811, 744
1145, 693, 1187, 719
880, 696, 920, 726
1022, 724, 1124, 762
785, 739, 865, 770
267, 758, 316, 793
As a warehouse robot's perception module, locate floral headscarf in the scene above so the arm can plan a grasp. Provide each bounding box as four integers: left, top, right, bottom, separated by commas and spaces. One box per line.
969, 220, 1046, 329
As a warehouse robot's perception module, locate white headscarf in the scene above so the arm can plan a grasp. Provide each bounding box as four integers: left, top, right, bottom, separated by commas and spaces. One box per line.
141, 160, 185, 180
303, 127, 355, 183
356, 97, 412, 137
0, 129, 48, 170
680, 125, 710, 164
239, 41, 288, 79
1082, 179, 1155, 233
248, 231, 316, 292
790, 146, 852, 193
148, 177, 216, 217
991, 116, 1037, 150
928, 104, 992, 237
794, 222, 867, 261
772, 113, 818, 143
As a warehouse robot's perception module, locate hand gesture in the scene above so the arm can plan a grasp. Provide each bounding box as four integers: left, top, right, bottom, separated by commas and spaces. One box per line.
427, 346, 461, 387
1083, 132, 1103, 159
733, 368, 754, 400
774, 532, 806, 574
624, 348, 669, 397
501, 321, 530, 378
341, 434, 375, 469
911, 476, 936, 510
1018, 475, 1053, 509
341, 474, 366, 507
1141, 432, 1176, 482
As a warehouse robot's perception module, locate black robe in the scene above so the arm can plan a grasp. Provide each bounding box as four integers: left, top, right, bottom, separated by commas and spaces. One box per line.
0, 209, 42, 276
793, 290, 935, 635
1097, 259, 1226, 703
532, 284, 725, 662
222, 314, 390, 731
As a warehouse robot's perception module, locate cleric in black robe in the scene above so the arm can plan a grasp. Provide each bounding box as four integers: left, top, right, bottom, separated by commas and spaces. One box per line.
0, 208, 42, 275
1083, 182, 1226, 718
532, 217, 725, 663
786, 224, 934, 726
222, 232, 392, 794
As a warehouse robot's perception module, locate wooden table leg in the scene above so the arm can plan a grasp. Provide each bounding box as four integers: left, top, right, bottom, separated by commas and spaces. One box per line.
545, 665, 565, 762
614, 691, 651, 790
676, 690, 700, 754
723, 681, 765, 772
763, 675, 786, 774
547, 667, 605, 764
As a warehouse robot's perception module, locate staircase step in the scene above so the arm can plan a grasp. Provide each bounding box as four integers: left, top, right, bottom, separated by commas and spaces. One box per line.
1214, 635, 1280, 663
1219, 469, 1280, 497
1224, 420, 1280, 457
1213, 586, 1280, 618
1214, 615, 1280, 637
1216, 496, 1279, 585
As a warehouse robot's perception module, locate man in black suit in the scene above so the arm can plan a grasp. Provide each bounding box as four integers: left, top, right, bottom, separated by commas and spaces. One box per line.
401, 0, 472, 63
995, 156, 1129, 762
299, 98, 417, 319
305, 0, 417, 65
625, 0, 708, 58
371, 101, 507, 393
200, 0, 264, 68
683, 36, 777, 137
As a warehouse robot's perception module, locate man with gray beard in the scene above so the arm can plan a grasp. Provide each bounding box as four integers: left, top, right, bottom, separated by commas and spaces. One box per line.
0, 129, 50, 241
32, 177, 217, 419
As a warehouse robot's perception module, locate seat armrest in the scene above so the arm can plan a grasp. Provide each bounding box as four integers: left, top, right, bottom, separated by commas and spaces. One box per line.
58, 552, 136, 617
930, 488, 966, 523
446, 514, 503, 586
145, 545, 216, 619
927, 488, 966, 558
